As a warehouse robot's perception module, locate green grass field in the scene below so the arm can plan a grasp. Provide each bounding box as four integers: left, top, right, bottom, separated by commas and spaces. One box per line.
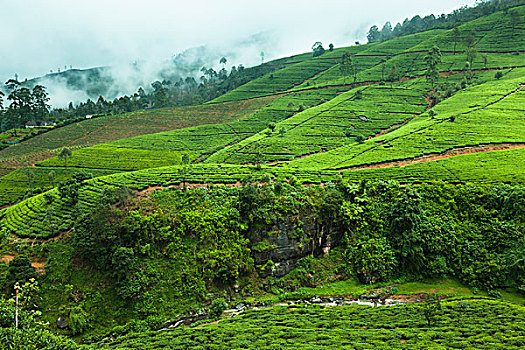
0, 4, 523, 247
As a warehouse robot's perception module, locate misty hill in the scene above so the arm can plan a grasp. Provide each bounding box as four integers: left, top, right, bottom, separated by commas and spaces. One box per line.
21, 32, 280, 107
0, 2, 524, 349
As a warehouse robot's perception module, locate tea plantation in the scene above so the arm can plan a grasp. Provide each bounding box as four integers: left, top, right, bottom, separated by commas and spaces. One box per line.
104, 299, 525, 349
0, 3, 524, 349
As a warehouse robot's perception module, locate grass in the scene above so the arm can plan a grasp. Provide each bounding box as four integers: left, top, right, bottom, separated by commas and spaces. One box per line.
0, 87, 347, 207
410, 6, 525, 53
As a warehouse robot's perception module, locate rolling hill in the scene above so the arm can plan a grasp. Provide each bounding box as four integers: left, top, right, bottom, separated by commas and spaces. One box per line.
0, 2, 524, 349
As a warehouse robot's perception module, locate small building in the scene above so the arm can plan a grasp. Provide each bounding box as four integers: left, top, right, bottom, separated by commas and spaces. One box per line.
25, 121, 37, 129
85, 115, 93, 119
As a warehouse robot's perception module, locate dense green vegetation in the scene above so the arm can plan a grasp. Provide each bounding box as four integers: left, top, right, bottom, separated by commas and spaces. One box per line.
207, 82, 428, 164
290, 70, 525, 170
1, 181, 524, 345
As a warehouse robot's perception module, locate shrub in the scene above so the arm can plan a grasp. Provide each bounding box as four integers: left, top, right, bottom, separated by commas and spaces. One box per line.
68, 306, 90, 335
209, 298, 227, 319
494, 71, 503, 79
488, 290, 501, 298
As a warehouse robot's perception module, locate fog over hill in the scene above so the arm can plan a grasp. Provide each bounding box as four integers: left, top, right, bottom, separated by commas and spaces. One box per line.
1, 0, 475, 107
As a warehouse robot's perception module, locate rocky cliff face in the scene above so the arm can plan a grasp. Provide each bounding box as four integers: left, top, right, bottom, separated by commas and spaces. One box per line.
249, 217, 343, 277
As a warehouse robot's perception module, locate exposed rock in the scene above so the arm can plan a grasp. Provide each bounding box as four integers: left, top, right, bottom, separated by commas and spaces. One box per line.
57, 316, 68, 329
249, 218, 342, 277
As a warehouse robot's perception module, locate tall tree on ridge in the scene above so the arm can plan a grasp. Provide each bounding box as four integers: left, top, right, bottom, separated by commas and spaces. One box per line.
220, 57, 227, 68
58, 148, 72, 168
340, 51, 353, 85
388, 63, 398, 90
367, 25, 380, 43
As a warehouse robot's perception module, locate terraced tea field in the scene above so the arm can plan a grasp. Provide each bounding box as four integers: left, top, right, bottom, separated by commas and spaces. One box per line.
3, 144, 524, 239
103, 298, 525, 349
290, 70, 525, 170
0, 96, 275, 174
206, 82, 428, 164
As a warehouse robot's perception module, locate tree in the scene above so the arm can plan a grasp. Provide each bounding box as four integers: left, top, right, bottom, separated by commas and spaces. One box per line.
340, 51, 353, 84
421, 293, 441, 327
31, 85, 50, 122
367, 25, 380, 43
380, 21, 393, 41
424, 46, 442, 88
260, 51, 265, 65
388, 63, 398, 90
268, 122, 276, 132
5, 256, 36, 292
209, 297, 227, 319
0, 90, 4, 112
380, 59, 387, 81
58, 177, 80, 204
220, 57, 227, 68
23, 168, 35, 193
339, 52, 358, 83
465, 46, 477, 67
329, 43, 334, 52
462, 34, 475, 49
452, 27, 461, 55
388, 188, 425, 275
347, 237, 396, 284
482, 54, 488, 68
4, 79, 33, 132
58, 148, 72, 167
312, 42, 325, 57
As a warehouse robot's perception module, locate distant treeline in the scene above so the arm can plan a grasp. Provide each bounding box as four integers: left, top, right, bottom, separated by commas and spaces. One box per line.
51, 62, 280, 119
367, 0, 524, 43
0, 60, 282, 132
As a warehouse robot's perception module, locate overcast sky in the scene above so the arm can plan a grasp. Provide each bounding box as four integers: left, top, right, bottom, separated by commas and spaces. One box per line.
0, 0, 476, 83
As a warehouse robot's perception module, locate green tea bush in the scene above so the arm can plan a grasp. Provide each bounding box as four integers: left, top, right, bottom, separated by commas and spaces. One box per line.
209, 298, 227, 319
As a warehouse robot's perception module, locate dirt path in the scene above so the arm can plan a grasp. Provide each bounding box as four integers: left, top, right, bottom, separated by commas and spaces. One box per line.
137, 182, 243, 197
338, 143, 525, 171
